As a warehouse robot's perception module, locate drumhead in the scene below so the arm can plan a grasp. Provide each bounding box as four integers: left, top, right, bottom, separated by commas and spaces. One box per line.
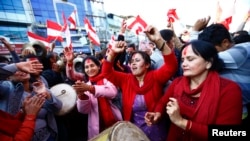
109, 121, 150, 141
50, 83, 77, 116
88, 121, 150, 141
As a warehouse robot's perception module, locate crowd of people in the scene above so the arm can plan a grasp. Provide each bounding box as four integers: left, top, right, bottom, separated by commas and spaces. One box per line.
0, 14, 250, 141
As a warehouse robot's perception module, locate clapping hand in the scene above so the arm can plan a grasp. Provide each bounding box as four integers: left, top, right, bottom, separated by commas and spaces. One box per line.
166, 97, 183, 126
144, 112, 161, 126
72, 80, 91, 95
23, 94, 45, 115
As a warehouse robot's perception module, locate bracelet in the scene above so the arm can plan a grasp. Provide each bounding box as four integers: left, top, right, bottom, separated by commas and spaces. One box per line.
88, 85, 95, 92
159, 41, 166, 51
186, 120, 192, 131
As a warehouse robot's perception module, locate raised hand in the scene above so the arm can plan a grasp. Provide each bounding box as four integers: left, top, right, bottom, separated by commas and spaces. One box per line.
0, 37, 14, 51
144, 25, 162, 43
192, 16, 211, 31
16, 60, 43, 74
63, 47, 74, 63
120, 19, 127, 34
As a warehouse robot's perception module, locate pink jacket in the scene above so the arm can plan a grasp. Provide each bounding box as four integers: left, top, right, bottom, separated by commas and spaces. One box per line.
76, 78, 122, 139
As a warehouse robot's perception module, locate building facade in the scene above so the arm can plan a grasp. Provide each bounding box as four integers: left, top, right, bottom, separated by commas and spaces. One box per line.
0, 0, 107, 55
0, 0, 138, 56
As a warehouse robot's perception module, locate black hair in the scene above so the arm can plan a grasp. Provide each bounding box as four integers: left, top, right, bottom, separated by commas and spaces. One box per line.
181, 40, 224, 71
81, 55, 101, 80
128, 43, 136, 50
129, 51, 151, 70
233, 34, 250, 44
198, 23, 233, 46
160, 29, 174, 43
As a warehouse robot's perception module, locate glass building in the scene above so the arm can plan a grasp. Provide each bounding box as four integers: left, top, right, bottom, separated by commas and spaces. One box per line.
0, 0, 106, 54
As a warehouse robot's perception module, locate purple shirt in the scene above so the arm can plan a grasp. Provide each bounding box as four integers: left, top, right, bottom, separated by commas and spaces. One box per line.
132, 95, 168, 141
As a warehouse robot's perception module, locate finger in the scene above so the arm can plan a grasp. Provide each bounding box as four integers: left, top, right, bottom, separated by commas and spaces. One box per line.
167, 100, 173, 107
169, 97, 176, 102
207, 16, 211, 22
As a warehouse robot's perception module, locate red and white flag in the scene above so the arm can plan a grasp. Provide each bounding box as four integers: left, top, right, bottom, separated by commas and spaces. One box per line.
221, 16, 232, 30
127, 15, 147, 35
47, 20, 63, 42
27, 31, 50, 49
84, 17, 100, 46
63, 13, 72, 50
215, 0, 236, 30
68, 10, 77, 29
167, 9, 179, 23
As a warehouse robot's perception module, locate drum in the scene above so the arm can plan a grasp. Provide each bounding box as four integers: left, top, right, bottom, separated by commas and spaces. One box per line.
50, 83, 77, 116
88, 121, 150, 141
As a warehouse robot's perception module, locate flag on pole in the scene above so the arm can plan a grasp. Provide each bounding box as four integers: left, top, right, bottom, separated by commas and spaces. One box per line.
62, 13, 72, 50
84, 17, 100, 46
27, 31, 50, 48
68, 10, 77, 29
46, 20, 63, 42
127, 15, 148, 35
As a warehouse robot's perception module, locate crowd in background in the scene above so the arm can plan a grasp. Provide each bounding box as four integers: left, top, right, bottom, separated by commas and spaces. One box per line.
0, 13, 250, 141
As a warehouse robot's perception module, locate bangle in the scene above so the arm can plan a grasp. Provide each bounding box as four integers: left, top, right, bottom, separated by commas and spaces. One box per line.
159, 41, 166, 51
186, 120, 192, 131
88, 85, 95, 92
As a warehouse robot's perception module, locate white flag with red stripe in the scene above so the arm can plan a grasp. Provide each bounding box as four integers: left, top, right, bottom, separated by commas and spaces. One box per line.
27, 31, 51, 49
68, 10, 77, 29
62, 13, 73, 49
84, 17, 100, 46
47, 20, 63, 42
127, 15, 148, 35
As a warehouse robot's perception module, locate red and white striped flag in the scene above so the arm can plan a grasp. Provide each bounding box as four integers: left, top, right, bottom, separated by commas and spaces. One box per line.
68, 10, 77, 29
127, 15, 147, 35
27, 31, 50, 49
47, 20, 63, 42
84, 17, 100, 46
63, 13, 72, 50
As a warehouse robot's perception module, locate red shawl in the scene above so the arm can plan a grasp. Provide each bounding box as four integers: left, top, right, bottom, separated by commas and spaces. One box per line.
89, 74, 118, 129
175, 71, 220, 123
131, 71, 154, 94
166, 71, 221, 141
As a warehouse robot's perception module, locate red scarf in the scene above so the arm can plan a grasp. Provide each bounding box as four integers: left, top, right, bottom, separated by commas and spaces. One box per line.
0, 110, 23, 136
131, 71, 154, 94
89, 74, 118, 129
175, 71, 220, 123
